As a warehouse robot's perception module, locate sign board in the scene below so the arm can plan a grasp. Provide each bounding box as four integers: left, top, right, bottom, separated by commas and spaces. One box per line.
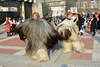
0, 7, 17, 12
8, 7, 17, 11
70, 7, 78, 13
1, 7, 8, 11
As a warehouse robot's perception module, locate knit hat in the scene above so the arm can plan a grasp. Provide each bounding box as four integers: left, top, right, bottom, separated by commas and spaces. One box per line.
67, 10, 72, 15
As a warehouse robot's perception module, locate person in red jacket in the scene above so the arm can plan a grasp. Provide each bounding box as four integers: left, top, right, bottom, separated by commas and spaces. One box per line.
17, 18, 24, 25
11, 18, 16, 24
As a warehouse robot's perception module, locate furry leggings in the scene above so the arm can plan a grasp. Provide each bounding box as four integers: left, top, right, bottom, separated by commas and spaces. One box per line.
62, 40, 85, 54
29, 46, 49, 62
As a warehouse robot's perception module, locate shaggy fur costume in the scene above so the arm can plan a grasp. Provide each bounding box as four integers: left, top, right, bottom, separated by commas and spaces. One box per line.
14, 18, 62, 62
57, 18, 85, 54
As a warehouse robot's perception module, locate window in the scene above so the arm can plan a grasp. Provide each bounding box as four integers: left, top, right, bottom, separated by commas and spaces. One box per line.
56, 1, 60, 4
60, 1, 64, 4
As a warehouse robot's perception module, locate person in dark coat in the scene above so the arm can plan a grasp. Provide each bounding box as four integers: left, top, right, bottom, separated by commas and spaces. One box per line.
48, 15, 52, 23
78, 14, 85, 31
97, 14, 100, 30
77, 14, 85, 35
90, 14, 97, 36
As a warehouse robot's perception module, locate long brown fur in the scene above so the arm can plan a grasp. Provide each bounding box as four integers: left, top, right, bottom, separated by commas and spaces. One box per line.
14, 18, 61, 62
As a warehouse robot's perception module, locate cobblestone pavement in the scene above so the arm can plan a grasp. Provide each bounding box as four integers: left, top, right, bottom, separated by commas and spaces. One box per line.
0, 25, 100, 67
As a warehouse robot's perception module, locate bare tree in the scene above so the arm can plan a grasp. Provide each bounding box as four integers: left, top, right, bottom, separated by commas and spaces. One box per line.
65, 0, 76, 13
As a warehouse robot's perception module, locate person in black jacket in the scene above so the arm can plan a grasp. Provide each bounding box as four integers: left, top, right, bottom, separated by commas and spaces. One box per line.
90, 14, 97, 36
77, 14, 85, 35
48, 15, 52, 23
97, 14, 100, 30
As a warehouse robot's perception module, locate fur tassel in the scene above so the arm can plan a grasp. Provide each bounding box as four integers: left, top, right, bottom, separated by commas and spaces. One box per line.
62, 41, 72, 54
72, 41, 85, 52
29, 47, 49, 62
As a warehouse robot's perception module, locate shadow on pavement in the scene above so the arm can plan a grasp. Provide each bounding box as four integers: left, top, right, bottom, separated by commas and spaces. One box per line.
85, 30, 92, 35
0, 32, 5, 34
93, 36, 100, 43
48, 42, 62, 57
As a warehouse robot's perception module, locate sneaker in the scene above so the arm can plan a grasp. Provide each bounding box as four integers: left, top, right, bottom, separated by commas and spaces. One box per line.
92, 33, 95, 36
80, 32, 83, 36
92, 34, 95, 36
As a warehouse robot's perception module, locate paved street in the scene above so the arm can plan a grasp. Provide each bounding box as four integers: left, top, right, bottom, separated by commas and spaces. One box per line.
0, 25, 100, 67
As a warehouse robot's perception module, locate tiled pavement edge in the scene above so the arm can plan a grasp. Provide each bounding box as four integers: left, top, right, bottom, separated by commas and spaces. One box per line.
0, 26, 7, 38
0, 28, 100, 67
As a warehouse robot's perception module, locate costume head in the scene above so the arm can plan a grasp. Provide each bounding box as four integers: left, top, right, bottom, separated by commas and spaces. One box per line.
57, 24, 71, 40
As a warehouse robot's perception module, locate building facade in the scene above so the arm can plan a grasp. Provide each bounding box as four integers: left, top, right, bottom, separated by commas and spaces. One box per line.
76, 0, 100, 13
0, 0, 42, 23
43, 0, 66, 17
77, 0, 100, 9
